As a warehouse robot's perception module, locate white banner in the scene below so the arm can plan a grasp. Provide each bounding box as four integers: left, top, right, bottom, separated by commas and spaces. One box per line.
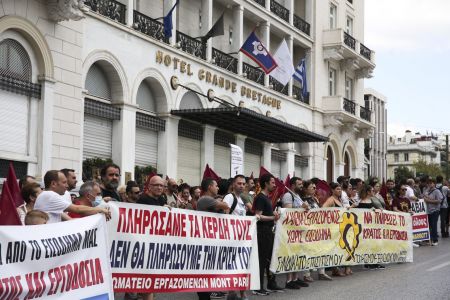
230, 144, 244, 176
108, 202, 259, 293
0, 215, 113, 299
411, 199, 430, 242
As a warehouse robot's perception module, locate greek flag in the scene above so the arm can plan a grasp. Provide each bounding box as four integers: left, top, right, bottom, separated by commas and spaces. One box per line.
293, 59, 308, 98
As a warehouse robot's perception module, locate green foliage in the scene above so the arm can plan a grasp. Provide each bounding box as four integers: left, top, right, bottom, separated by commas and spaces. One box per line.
412, 159, 443, 178
82, 157, 113, 181
135, 165, 157, 186
394, 166, 415, 182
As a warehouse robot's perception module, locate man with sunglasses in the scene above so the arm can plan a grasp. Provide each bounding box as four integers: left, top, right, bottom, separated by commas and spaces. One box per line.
392, 185, 412, 213
126, 181, 140, 203
166, 178, 181, 208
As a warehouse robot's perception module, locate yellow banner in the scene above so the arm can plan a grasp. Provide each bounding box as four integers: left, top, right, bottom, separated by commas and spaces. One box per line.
270, 208, 413, 273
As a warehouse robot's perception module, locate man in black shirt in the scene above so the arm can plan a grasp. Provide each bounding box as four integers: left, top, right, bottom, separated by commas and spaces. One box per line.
100, 163, 121, 202
137, 176, 166, 206
253, 173, 283, 295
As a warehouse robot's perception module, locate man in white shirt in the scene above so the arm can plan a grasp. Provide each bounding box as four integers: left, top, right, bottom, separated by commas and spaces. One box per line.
223, 175, 246, 216
406, 178, 418, 202
34, 170, 110, 223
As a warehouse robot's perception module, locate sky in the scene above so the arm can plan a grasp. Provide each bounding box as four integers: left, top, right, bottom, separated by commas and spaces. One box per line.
365, 0, 450, 137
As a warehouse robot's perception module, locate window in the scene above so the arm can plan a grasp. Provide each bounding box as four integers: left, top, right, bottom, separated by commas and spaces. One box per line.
404, 153, 409, 162
394, 153, 399, 162
346, 16, 353, 35
345, 75, 353, 99
329, 67, 336, 96
329, 4, 337, 29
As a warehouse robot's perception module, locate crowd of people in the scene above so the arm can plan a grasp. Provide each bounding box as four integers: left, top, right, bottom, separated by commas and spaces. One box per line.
11, 163, 450, 300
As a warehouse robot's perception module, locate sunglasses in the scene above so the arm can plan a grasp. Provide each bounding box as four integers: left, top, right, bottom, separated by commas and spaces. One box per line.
401, 188, 407, 191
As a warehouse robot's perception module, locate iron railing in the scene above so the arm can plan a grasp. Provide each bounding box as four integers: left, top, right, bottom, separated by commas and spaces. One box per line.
344, 32, 356, 50
253, 0, 266, 8
360, 43, 372, 60
176, 31, 206, 60
293, 85, 309, 104
85, 0, 126, 24
212, 48, 238, 74
270, 0, 289, 23
269, 76, 288, 95
360, 106, 371, 122
293, 14, 310, 36
133, 11, 168, 43
243, 62, 264, 86
343, 98, 356, 115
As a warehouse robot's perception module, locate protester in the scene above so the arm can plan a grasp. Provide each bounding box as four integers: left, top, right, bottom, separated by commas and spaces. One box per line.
17, 182, 42, 225
253, 173, 283, 295
19, 175, 36, 189
190, 185, 201, 210
436, 176, 449, 238
178, 183, 193, 209
166, 178, 180, 207
24, 209, 48, 225
69, 181, 103, 218
370, 180, 386, 209
34, 170, 110, 223
241, 176, 256, 213
61, 168, 77, 192
125, 181, 140, 203
201, 178, 221, 200
223, 175, 247, 216
118, 185, 128, 202
385, 179, 396, 209
392, 185, 412, 213
423, 178, 443, 246
100, 164, 121, 201
341, 182, 353, 207
405, 178, 418, 202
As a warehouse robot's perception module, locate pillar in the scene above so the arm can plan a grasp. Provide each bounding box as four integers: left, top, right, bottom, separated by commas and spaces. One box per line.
260, 21, 270, 87
157, 115, 180, 178
202, 0, 213, 62
126, 0, 134, 27
201, 124, 216, 170
232, 5, 244, 76
262, 142, 272, 170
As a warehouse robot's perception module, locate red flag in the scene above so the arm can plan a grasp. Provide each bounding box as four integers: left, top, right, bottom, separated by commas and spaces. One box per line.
202, 164, 221, 182
0, 181, 22, 225
284, 174, 291, 187
316, 179, 331, 207
258, 166, 286, 209
143, 171, 157, 194
7, 162, 23, 207
249, 172, 254, 180
379, 178, 387, 202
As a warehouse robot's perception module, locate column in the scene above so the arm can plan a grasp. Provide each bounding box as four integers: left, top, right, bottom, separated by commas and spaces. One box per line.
126, 0, 134, 27
260, 21, 270, 87
265, 0, 271, 11
282, 149, 296, 178
232, 5, 244, 76
112, 104, 137, 184
37, 78, 55, 180
287, 35, 294, 97
202, 0, 213, 62
164, 0, 178, 46
285, 0, 294, 26
157, 115, 180, 178
262, 142, 272, 170
201, 124, 216, 170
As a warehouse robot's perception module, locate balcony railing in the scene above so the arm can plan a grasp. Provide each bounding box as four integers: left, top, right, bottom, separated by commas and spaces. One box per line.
293, 14, 311, 36
176, 31, 206, 60
360, 106, 371, 122
270, 0, 289, 23
253, 0, 266, 7
360, 43, 372, 60
269, 76, 288, 96
343, 98, 356, 115
293, 86, 309, 105
212, 48, 238, 74
85, 0, 126, 24
133, 11, 168, 44
344, 32, 356, 50
243, 62, 264, 86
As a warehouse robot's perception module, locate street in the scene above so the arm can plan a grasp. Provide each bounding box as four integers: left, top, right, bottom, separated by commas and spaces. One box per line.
148, 238, 450, 300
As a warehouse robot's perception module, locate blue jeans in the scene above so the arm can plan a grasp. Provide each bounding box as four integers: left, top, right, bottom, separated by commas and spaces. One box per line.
428, 211, 440, 242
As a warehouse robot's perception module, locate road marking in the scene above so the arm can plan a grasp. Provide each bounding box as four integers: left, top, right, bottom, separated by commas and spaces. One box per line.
427, 261, 450, 272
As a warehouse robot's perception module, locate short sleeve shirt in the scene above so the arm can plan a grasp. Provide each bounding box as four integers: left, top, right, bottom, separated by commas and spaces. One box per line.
253, 193, 274, 227
393, 196, 411, 213
281, 192, 303, 208
223, 193, 246, 216
34, 191, 71, 223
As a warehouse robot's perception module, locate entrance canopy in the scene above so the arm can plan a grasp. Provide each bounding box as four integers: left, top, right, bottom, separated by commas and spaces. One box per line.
171, 107, 328, 143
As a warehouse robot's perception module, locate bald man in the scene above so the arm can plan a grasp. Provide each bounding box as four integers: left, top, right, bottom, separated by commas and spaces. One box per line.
165, 178, 181, 207
137, 176, 167, 206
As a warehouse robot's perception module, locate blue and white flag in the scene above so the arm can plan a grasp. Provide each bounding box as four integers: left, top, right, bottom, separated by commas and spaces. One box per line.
240, 31, 277, 74
163, 0, 180, 38
293, 58, 308, 98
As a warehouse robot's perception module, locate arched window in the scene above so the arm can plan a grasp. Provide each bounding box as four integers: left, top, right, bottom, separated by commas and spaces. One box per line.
136, 81, 156, 112
85, 63, 112, 100
0, 38, 32, 81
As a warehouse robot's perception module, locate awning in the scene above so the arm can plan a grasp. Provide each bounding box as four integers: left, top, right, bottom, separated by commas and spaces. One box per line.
171, 107, 328, 143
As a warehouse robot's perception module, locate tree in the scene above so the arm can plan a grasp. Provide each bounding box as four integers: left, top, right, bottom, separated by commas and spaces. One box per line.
412, 159, 443, 178
394, 166, 414, 182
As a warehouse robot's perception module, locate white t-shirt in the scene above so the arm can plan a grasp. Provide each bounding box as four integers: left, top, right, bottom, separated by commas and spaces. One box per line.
405, 186, 416, 200
341, 191, 350, 208
223, 193, 246, 216
34, 191, 71, 223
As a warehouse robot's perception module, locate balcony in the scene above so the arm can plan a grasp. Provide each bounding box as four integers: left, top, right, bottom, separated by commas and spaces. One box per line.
292, 86, 309, 105
212, 48, 238, 74
323, 96, 374, 135
85, 0, 126, 24
133, 11, 168, 44
243, 62, 264, 86
293, 14, 310, 36
253, 0, 266, 8
176, 31, 206, 60
269, 76, 288, 96
323, 28, 375, 78
270, 0, 290, 23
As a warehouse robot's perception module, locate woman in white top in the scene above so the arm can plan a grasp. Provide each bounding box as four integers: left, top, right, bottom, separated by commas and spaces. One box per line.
17, 182, 42, 225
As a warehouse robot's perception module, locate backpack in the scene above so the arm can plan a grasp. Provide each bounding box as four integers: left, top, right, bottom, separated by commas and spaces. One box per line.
228, 193, 238, 214
436, 186, 447, 205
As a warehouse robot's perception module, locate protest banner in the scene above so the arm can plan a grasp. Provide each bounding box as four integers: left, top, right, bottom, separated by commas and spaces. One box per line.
411, 199, 430, 242
230, 144, 243, 176
0, 215, 113, 299
270, 208, 413, 274
108, 202, 259, 293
